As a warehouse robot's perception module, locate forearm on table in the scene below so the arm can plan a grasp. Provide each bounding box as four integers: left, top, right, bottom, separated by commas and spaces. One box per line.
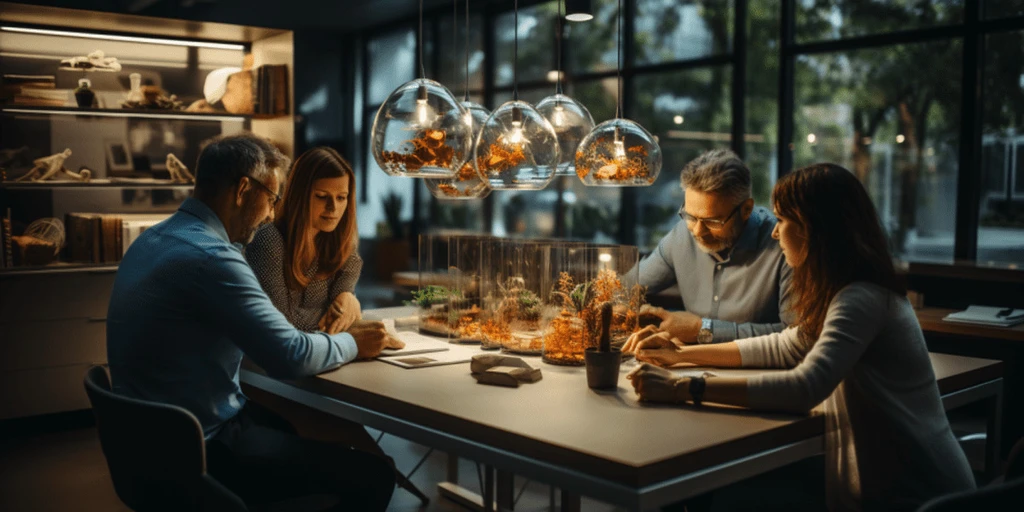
679, 342, 742, 367
675, 376, 749, 408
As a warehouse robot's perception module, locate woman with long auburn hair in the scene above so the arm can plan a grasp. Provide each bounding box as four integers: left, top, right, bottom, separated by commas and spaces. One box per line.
247, 146, 362, 334
624, 164, 975, 510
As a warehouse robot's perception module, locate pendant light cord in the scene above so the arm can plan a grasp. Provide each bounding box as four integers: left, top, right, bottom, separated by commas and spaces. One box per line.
419, 0, 426, 79
556, 0, 563, 95
513, 0, 519, 101
616, 0, 622, 119
465, 0, 470, 101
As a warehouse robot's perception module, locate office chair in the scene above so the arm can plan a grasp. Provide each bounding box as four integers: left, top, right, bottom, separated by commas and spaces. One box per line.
83, 365, 249, 512
916, 437, 1024, 511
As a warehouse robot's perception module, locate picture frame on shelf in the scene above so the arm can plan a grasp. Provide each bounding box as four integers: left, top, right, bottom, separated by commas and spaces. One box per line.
105, 139, 133, 175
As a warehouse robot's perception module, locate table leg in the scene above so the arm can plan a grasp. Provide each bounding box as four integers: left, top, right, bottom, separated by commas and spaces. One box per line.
496, 470, 515, 511
986, 387, 1004, 481
560, 489, 581, 512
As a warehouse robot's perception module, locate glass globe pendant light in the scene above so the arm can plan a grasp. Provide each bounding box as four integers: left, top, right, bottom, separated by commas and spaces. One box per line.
427, 0, 492, 200
474, 0, 559, 190
371, 0, 471, 178
575, 0, 661, 186
536, 0, 594, 178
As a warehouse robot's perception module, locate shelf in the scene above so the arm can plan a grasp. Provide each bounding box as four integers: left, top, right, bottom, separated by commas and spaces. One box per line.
1, 180, 194, 190
1, 105, 252, 122
0, 263, 118, 277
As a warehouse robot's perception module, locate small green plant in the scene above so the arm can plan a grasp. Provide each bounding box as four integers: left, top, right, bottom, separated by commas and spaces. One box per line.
518, 289, 542, 320
406, 285, 462, 308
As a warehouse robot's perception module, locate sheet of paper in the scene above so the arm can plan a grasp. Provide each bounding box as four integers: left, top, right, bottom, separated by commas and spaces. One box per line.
378, 318, 452, 357
378, 343, 481, 369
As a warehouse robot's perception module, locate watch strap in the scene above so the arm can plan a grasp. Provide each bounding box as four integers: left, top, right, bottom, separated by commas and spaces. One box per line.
689, 376, 706, 406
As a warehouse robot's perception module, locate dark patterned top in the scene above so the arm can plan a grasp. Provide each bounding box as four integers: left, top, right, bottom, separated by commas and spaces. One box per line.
246, 223, 363, 332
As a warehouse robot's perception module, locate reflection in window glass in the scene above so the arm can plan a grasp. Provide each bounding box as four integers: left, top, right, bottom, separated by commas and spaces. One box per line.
632, 67, 733, 251
359, 111, 415, 238
566, 0, 619, 74
984, 0, 1024, 19
978, 31, 1024, 265
747, 0, 780, 206
367, 29, 416, 105
436, 14, 485, 95
634, 0, 732, 65
494, 2, 557, 87
795, 0, 963, 44
564, 78, 620, 243
793, 41, 962, 263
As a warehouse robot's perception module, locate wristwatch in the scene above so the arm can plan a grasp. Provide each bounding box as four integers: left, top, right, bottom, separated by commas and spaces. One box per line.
689, 376, 707, 406
696, 317, 714, 344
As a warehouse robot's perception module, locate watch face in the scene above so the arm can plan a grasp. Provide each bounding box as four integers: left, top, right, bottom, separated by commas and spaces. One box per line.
698, 329, 713, 343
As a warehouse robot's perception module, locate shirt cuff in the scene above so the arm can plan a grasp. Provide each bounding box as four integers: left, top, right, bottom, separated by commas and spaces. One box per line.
328, 332, 359, 365
709, 319, 739, 344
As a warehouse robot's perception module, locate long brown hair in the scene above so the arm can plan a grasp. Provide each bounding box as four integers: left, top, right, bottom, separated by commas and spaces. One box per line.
772, 163, 905, 341
276, 147, 358, 290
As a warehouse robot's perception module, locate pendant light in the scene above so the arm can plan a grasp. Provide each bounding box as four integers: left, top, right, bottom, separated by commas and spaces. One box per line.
475, 0, 559, 190
565, 0, 594, 22
427, 0, 492, 200
536, 0, 595, 178
371, 0, 471, 178
575, 0, 661, 186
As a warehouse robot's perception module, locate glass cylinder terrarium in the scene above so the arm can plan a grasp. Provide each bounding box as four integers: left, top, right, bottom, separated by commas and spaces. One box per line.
541, 243, 643, 366
413, 234, 460, 338
445, 234, 493, 343
476, 238, 548, 354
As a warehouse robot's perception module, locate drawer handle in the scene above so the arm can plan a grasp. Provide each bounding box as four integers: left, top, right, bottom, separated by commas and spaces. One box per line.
88, 317, 107, 323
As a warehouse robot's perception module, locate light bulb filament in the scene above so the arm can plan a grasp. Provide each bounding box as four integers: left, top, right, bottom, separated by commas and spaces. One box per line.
416, 98, 433, 126
509, 120, 524, 144
552, 105, 565, 126
613, 139, 626, 160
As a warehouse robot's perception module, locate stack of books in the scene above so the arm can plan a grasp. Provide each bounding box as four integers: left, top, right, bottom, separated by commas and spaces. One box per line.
943, 306, 1024, 328
1, 209, 12, 269
1, 74, 67, 106
253, 64, 289, 116
65, 213, 169, 263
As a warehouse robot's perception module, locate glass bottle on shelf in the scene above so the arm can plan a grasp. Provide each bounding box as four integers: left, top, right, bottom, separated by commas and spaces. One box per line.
74, 78, 95, 108
124, 73, 144, 106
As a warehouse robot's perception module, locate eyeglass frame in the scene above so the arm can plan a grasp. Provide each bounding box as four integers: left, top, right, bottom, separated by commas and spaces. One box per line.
243, 174, 281, 206
678, 201, 745, 230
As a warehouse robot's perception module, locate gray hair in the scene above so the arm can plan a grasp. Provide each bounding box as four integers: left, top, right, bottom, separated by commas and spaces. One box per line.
193, 133, 290, 198
680, 149, 751, 203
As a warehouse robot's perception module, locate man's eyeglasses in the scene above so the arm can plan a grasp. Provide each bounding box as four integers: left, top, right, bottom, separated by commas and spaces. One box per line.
678, 202, 743, 230
244, 175, 281, 206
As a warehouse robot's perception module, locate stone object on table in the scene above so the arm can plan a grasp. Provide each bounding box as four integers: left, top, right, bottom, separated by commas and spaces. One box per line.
470, 354, 542, 388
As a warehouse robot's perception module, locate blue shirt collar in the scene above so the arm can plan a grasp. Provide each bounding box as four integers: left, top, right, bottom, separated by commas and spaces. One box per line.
178, 197, 235, 247
719, 206, 772, 262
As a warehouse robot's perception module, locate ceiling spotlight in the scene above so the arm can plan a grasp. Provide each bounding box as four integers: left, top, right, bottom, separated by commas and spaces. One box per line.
565, 0, 593, 22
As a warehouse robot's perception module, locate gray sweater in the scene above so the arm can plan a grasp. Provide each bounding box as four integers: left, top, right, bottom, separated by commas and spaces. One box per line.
736, 282, 975, 510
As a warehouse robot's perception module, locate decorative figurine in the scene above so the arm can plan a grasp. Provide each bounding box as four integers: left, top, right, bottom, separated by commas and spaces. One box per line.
59, 50, 121, 72
165, 153, 194, 183
14, 149, 91, 182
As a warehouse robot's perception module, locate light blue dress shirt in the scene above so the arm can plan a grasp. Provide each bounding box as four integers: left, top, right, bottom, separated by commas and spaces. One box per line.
639, 206, 794, 343
107, 198, 357, 438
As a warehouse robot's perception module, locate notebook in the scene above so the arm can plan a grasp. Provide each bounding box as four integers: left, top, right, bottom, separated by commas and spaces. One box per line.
377, 318, 452, 357
943, 306, 1024, 328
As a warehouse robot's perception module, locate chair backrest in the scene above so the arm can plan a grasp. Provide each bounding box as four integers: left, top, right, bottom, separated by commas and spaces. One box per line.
1007, 436, 1024, 481
916, 476, 1024, 511
83, 366, 245, 511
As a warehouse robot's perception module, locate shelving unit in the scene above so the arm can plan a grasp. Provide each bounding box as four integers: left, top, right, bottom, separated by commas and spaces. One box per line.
0, 1, 295, 419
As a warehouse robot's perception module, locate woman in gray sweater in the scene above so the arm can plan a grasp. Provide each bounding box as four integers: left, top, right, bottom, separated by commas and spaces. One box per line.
247, 146, 363, 333
624, 163, 975, 511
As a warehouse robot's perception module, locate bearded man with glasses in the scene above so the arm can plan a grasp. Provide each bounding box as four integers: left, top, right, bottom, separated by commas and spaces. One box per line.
625, 149, 794, 348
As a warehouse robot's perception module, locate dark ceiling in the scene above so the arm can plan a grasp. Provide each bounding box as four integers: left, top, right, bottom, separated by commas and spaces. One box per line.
9, 0, 515, 33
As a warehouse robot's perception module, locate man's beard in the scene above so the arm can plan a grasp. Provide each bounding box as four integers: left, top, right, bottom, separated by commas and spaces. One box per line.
692, 221, 744, 255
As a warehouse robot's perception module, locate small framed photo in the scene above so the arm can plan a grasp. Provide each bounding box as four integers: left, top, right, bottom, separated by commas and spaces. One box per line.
105, 140, 134, 173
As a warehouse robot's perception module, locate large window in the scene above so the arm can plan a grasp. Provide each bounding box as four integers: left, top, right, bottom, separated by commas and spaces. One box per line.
353, 0, 1024, 266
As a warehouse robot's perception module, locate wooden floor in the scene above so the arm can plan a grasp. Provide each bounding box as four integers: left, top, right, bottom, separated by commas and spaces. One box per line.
0, 411, 619, 512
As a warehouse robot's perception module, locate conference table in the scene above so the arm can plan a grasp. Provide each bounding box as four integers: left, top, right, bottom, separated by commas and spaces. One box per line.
240, 307, 1004, 512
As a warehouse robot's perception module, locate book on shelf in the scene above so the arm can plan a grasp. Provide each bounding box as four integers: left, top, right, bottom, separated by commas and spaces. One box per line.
252, 64, 289, 116
65, 213, 170, 264
1, 215, 12, 269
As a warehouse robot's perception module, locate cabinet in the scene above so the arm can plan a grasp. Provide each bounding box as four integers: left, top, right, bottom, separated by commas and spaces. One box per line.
0, 2, 294, 418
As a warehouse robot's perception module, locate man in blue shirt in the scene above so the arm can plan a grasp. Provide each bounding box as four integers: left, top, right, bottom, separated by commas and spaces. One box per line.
107, 134, 401, 511
629, 149, 793, 347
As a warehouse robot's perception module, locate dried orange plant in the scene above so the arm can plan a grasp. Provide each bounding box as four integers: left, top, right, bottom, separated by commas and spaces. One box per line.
380, 128, 455, 173
575, 137, 653, 183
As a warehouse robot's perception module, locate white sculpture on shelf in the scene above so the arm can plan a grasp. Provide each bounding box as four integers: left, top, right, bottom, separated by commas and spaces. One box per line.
166, 153, 195, 183
59, 50, 122, 72
14, 149, 91, 182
